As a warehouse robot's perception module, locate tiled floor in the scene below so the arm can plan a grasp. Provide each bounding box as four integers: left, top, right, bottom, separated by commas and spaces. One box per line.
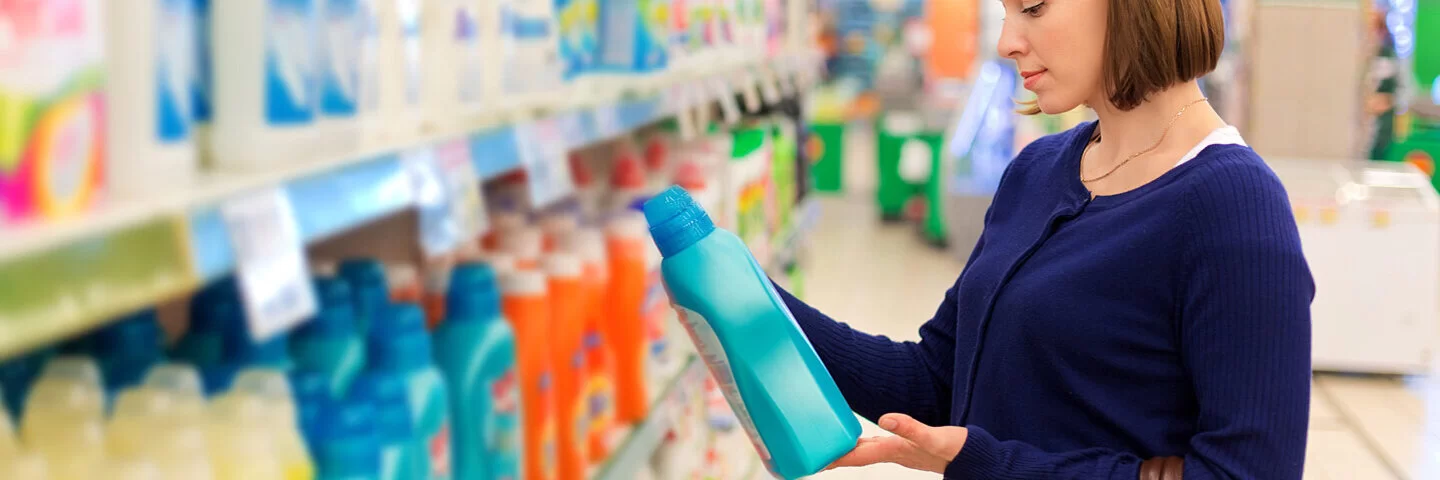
796, 195, 1436, 479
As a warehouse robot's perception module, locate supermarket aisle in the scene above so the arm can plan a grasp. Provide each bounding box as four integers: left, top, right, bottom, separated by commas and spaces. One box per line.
796, 195, 1439, 479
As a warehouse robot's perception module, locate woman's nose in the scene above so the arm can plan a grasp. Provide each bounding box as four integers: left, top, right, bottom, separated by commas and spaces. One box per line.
997, 21, 1026, 59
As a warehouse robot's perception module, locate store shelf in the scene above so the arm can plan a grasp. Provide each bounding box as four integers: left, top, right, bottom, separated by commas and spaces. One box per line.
593, 354, 704, 480
0, 49, 823, 359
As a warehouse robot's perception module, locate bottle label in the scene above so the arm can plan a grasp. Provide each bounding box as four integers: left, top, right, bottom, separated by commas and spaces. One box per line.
674, 306, 772, 464
455, 3, 484, 104
396, 0, 422, 106
490, 369, 523, 480
266, 0, 317, 125
193, 0, 212, 123
642, 264, 669, 369
158, 0, 195, 142
356, 0, 380, 113
318, 0, 360, 116
428, 421, 453, 479
539, 372, 559, 480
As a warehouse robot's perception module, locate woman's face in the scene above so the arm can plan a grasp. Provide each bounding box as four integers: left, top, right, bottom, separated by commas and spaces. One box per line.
997, 0, 1109, 114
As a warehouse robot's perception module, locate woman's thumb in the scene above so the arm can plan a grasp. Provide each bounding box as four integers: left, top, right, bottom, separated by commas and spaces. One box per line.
878, 413, 933, 445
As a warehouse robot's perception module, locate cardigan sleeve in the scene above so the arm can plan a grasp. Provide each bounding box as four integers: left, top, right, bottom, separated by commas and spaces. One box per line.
943, 157, 1313, 479
773, 277, 960, 427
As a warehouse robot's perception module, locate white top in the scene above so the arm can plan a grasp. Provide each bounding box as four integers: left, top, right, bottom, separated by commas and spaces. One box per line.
1175, 126, 1247, 167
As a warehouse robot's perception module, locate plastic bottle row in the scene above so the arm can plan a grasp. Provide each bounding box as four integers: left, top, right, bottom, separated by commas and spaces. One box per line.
1, 0, 796, 226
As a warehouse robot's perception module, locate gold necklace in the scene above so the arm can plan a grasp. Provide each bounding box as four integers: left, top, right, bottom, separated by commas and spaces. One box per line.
1080, 98, 1208, 183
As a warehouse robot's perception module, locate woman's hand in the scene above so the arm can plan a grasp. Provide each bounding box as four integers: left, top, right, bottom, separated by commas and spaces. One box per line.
828, 413, 969, 474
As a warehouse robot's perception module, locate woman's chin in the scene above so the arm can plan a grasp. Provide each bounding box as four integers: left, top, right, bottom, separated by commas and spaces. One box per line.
1036, 96, 1084, 115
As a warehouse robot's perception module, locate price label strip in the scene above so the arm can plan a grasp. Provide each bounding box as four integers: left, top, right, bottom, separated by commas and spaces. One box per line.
516, 120, 576, 208
404, 146, 456, 255
221, 187, 317, 342
711, 77, 742, 124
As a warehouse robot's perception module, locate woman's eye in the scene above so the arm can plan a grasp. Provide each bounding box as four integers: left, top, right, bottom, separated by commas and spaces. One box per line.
1020, 1, 1046, 16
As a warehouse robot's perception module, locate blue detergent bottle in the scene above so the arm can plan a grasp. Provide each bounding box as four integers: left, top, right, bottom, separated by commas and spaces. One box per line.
293, 277, 368, 397
340, 259, 391, 335
433, 263, 522, 480
174, 277, 242, 367
92, 309, 167, 397
352, 371, 421, 480
643, 186, 861, 479
369, 304, 453, 480
313, 397, 384, 480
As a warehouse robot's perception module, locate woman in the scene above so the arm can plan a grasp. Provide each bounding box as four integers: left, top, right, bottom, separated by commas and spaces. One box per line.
777, 0, 1314, 477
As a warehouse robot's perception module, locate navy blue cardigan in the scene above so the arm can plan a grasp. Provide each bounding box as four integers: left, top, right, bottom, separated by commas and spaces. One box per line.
778, 122, 1314, 479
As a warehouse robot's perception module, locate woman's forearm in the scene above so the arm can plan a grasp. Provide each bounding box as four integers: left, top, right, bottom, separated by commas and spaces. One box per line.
771, 280, 959, 426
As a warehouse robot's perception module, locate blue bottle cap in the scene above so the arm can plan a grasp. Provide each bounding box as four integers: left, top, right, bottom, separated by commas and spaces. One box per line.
350, 372, 414, 441
447, 263, 501, 320
643, 186, 716, 257
94, 309, 166, 392
188, 283, 244, 336
367, 304, 432, 372
339, 259, 391, 333
0, 348, 51, 420
199, 363, 241, 396
313, 398, 382, 476
301, 277, 359, 336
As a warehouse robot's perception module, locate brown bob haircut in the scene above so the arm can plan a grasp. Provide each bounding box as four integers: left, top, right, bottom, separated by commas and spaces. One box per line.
1019, 0, 1226, 114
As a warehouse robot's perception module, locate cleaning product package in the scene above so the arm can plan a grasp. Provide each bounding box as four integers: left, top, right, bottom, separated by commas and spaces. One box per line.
210, 0, 322, 171
643, 186, 859, 479
106, 0, 199, 195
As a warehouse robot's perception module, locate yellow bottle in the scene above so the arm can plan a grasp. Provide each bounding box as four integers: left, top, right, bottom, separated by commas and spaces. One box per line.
109, 387, 216, 480
207, 393, 284, 480
0, 387, 18, 458
22, 358, 107, 480
230, 370, 315, 480
0, 451, 50, 479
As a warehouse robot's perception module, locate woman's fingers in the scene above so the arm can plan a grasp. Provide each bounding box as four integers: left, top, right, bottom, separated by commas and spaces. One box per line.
878, 413, 935, 446
828, 436, 907, 468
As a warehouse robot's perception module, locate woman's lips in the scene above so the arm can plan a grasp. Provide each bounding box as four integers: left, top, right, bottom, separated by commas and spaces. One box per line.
1021, 69, 1046, 90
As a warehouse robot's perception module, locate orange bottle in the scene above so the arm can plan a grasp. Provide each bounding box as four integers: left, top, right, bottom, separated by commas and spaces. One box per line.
543, 253, 589, 480
500, 270, 558, 480
502, 227, 544, 271
570, 229, 617, 462
605, 212, 651, 423
539, 212, 579, 253
483, 210, 528, 251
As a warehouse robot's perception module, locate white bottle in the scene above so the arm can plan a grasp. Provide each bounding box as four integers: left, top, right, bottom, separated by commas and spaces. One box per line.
211, 0, 321, 171
500, 0, 564, 109
455, 0, 489, 124
357, 0, 385, 147
315, 0, 364, 156
106, 0, 200, 195
421, 0, 463, 133
378, 0, 427, 142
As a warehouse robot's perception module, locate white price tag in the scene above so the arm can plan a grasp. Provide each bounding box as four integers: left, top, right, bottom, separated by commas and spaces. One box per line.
221, 188, 316, 342
407, 141, 486, 256
710, 77, 742, 124
516, 120, 575, 207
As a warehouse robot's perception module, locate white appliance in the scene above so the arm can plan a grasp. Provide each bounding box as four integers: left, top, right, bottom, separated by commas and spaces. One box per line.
1270, 158, 1440, 374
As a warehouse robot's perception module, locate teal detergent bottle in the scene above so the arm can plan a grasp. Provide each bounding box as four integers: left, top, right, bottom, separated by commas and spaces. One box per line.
313, 397, 384, 480
643, 186, 861, 479
293, 277, 367, 397
92, 309, 167, 397
433, 263, 522, 480
369, 304, 453, 480
352, 371, 421, 480
340, 258, 391, 335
